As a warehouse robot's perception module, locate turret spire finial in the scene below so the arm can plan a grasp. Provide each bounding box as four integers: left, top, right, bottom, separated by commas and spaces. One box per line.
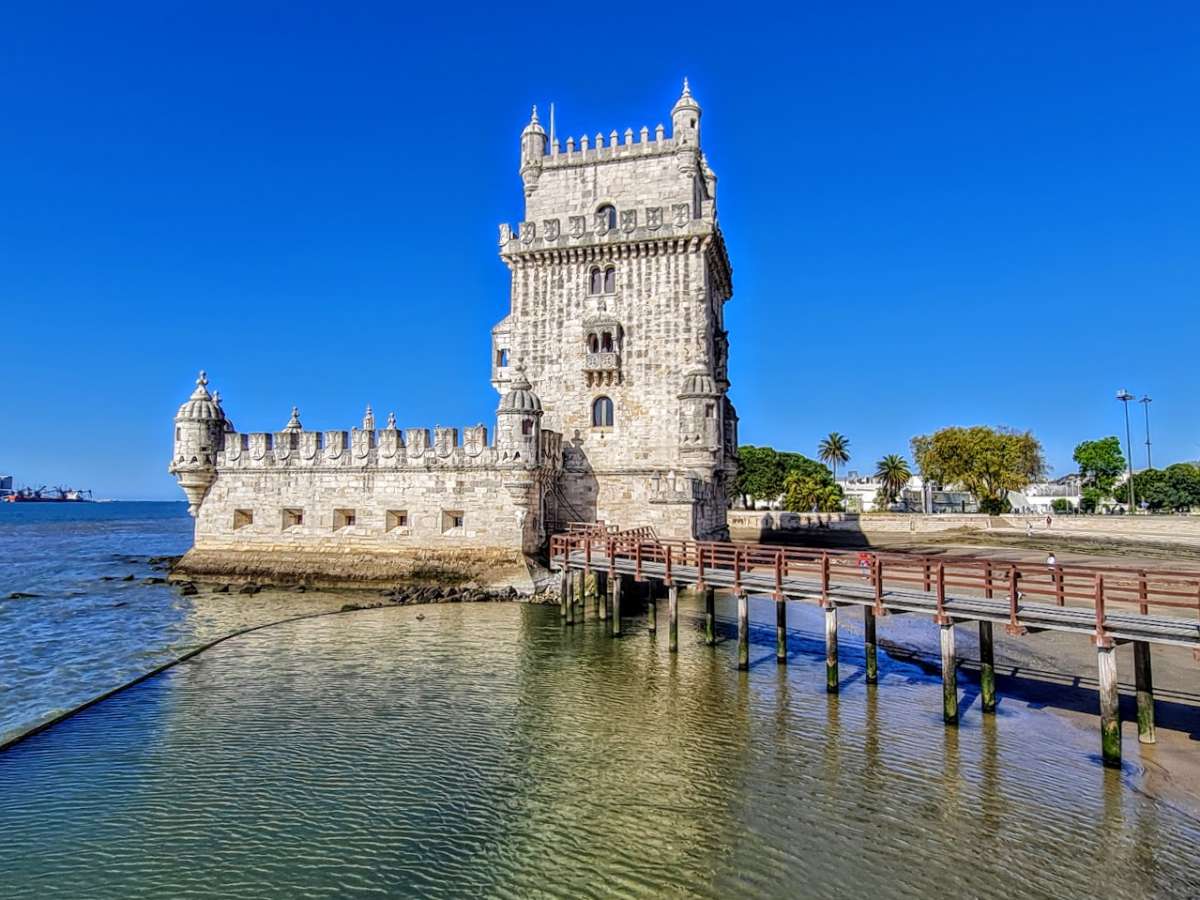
682, 77, 691, 97
284, 406, 302, 431
197, 370, 208, 387
530, 104, 539, 125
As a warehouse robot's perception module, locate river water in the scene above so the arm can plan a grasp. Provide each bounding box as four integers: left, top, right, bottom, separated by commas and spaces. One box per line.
2, 503, 1199, 898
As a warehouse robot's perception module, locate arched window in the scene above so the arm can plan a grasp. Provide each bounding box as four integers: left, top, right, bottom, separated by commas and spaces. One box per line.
521, 418, 533, 436
592, 396, 614, 428
588, 333, 599, 353
601, 331, 613, 352
603, 266, 616, 293
589, 267, 603, 294
597, 204, 616, 231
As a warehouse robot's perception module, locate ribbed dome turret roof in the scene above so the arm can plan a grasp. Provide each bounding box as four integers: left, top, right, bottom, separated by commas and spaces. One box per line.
521, 105, 546, 138
498, 367, 543, 414
175, 371, 225, 422
679, 367, 718, 398
672, 78, 701, 115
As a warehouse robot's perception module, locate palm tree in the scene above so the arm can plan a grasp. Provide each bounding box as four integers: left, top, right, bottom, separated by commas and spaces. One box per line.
818, 432, 851, 481
875, 454, 912, 506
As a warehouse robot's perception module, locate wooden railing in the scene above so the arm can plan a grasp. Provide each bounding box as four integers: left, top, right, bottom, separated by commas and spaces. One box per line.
549, 534, 1200, 641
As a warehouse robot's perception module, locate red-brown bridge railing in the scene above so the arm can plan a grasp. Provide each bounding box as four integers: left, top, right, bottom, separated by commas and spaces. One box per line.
550, 533, 1200, 645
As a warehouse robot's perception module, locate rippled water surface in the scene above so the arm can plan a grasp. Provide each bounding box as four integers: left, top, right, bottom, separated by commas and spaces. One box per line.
3, 505, 1200, 898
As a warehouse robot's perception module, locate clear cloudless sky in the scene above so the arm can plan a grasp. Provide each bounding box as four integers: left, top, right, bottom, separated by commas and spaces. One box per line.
1, 2, 1198, 498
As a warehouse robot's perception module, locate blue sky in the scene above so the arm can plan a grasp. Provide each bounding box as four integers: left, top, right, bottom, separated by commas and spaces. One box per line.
1, 3, 1197, 498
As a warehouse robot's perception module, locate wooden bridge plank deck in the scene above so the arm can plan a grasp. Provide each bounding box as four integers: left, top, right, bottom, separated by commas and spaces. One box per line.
562, 551, 1200, 649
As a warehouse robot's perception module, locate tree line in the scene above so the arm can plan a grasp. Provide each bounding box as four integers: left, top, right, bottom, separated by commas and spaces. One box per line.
736, 426, 1200, 515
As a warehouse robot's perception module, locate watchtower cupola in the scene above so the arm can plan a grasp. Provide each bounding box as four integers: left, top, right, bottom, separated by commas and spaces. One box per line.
169, 371, 227, 516
519, 106, 548, 197
671, 78, 701, 148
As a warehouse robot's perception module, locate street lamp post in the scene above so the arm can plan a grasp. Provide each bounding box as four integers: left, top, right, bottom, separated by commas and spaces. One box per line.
1140, 395, 1153, 470
1117, 390, 1136, 513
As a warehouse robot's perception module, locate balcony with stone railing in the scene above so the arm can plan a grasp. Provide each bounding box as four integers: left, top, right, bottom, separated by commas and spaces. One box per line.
584, 351, 621, 387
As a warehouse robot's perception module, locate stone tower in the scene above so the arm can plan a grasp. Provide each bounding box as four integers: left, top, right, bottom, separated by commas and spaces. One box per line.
494, 81, 737, 539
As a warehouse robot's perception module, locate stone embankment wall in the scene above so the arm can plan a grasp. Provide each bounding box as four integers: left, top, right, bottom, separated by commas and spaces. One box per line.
728, 511, 1200, 548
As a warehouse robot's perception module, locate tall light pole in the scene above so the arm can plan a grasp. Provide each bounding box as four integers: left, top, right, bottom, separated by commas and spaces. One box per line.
1140, 395, 1153, 470
1117, 389, 1136, 512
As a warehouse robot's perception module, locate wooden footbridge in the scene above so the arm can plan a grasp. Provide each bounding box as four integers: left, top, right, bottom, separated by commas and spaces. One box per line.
550, 527, 1200, 767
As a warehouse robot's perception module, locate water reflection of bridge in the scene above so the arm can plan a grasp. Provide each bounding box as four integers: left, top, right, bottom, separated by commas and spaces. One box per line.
552, 529, 1200, 768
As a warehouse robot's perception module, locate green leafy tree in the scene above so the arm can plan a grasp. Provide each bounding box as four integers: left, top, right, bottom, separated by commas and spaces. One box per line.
735, 446, 785, 506
911, 426, 1046, 515
874, 454, 912, 506
736, 446, 837, 507
1073, 437, 1125, 498
782, 471, 844, 513
1166, 463, 1200, 511
1051, 498, 1072, 514
818, 432, 851, 482
1124, 464, 1200, 511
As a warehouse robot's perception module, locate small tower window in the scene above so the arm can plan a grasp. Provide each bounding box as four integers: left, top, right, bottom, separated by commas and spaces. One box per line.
604, 266, 616, 293
592, 396, 614, 428
597, 204, 617, 230
521, 418, 533, 435
589, 267, 603, 294
496, 348, 509, 367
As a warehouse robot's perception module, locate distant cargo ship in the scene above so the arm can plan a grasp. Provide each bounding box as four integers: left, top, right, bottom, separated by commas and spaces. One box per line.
0, 479, 93, 503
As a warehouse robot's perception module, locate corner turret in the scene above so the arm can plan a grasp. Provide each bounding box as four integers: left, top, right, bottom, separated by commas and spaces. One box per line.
496, 366, 542, 463
519, 106, 548, 197
671, 78, 701, 148
169, 371, 227, 516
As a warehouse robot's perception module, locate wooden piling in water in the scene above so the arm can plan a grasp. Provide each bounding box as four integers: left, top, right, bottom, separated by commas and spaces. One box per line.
824, 604, 838, 692
559, 568, 568, 619
668, 584, 679, 652
774, 598, 787, 664
588, 571, 600, 619
940, 623, 958, 725
1097, 644, 1121, 767
1133, 640, 1156, 744
863, 606, 877, 684
736, 591, 749, 670
611, 574, 622, 637
598, 571, 608, 621
704, 588, 716, 646
566, 569, 576, 626
979, 621, 996, 712
647, 581, 657, 634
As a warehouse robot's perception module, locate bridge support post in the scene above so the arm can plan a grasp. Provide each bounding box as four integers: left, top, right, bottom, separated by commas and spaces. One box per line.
863, 606, 877, 684
598, 572, 608, 621
824, 605, 838, 692
979, 621, 996, 712
1133, 640, 1156, 744
566, 570, 576, 626
668, 585, 679, 653
1098, 644, 1121, 767
611, 575, 622, 637
587, 571, 600, 619
772, 597, 786, 664
558, 568, 568, 620
704, 588, 716, 646
940, 623, 958, 725
647, 581, 657, 635
736, 591, 749, 670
